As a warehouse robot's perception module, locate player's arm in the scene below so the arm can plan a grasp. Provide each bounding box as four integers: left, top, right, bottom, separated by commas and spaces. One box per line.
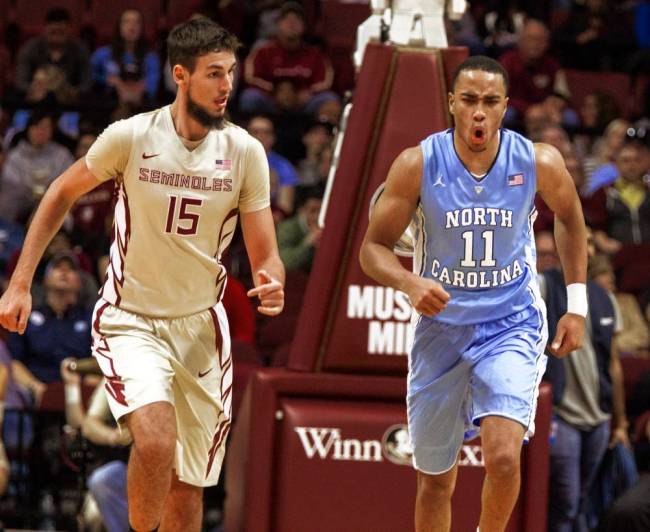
240, 136, 285, 316
536, 142, 588, 357
608, 341, 630, 448
359, 147, 449, 316
0, 160, 102, 333
241, 207, 285, 316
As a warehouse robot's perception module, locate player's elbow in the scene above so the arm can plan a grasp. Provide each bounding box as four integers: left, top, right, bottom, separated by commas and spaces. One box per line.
359, 238, 374, 277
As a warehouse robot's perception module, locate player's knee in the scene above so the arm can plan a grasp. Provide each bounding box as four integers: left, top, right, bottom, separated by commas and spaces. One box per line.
483, 448, 519, 481
133, 430, 176, 464
129, 511, 159, 532
417, 472, 455, 502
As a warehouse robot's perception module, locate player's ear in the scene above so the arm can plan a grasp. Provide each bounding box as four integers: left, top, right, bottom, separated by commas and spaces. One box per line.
172, 64, 188, 87
502, 97, 509, 119
448, 92, 455, 115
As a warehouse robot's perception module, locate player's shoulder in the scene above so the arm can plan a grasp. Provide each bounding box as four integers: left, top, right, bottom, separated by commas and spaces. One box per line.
501, 127, 528, 143
424, 128, 452, 142
393, 145, 423, 176
532, 142, 563, 168
130, 106, 170, 129
215, 121, 258, 147
103, 106, 165, 136
212, 122, 266, 159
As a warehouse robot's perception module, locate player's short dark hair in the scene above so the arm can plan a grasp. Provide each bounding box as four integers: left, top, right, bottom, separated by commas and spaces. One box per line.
167, 17, 241, 73
451, 55, 509, 93
45, 7, 71, 24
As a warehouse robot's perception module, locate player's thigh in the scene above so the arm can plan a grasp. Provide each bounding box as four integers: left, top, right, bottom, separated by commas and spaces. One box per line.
92, 302, 176, 424
161, 306, 232, 487
470, 307, 547, 432
408, 318, 474, 474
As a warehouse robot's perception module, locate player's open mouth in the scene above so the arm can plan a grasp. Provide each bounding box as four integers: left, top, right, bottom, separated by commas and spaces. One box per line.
471, 127, 486, 144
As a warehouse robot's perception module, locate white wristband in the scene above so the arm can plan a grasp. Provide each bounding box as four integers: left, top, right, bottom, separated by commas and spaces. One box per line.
566, 283, 588, 317
65, 384, 81, 406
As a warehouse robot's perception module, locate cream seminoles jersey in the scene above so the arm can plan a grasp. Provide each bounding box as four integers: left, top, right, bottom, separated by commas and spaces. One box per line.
86, 105, 269, 318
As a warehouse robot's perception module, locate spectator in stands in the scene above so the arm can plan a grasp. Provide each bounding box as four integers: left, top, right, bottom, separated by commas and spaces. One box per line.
277, 185, 323, 272
600, 476, 650, 532
60, 359, 130, 532
0, 109, 74, 224
241, 2, 338, 117
482, 1, 526, 57
8, 253, 92, 400
539, 235, 630, 532
14, 8, 91, 101
579, 92, 621, 135
499, 19, 573, 127
535, 231, 561, 272
583, 118, 631, 192
315, 98, 342, 128
592, 141, 650, 254
6, 229, 99, 309
590, 254, 650, 357
599, 362, 650, 531
297, 118, 334, 186
23, 63, 78, 108
555, 0, 633, 71
0, 363, 10, 497
447, 9, 485, 56
247, 115, 298, 214
90, 8, 161, 111
574, 92, 621, 164
0, 217, 24, 288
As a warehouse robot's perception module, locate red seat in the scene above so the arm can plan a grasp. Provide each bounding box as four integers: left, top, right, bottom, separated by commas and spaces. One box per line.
164, 0, 204, 30
565, 68, 632, 118
317, 0, 370, 50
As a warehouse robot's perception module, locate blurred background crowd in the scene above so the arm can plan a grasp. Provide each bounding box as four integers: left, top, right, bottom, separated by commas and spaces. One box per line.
0, 0, 649, 530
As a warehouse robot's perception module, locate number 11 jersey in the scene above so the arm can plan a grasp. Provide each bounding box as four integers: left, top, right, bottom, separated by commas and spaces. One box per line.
415, 128, 543, 325
86, 105, 269, 318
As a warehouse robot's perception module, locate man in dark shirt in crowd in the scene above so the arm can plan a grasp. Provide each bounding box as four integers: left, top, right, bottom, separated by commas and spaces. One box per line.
8, 253, 91, 403
14, 8, 91, 102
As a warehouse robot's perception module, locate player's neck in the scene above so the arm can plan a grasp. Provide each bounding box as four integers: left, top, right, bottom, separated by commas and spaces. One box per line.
453, 130, 500, 176
169, 101, 209, 142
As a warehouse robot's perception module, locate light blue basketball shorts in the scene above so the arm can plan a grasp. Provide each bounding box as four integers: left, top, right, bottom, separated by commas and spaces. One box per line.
407, 305, 548, 474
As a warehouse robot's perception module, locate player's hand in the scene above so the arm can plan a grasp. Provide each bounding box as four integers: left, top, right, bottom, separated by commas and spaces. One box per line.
404, 275, 450, 317
548, 313, 585, 358
0, 286, 32, 334
247, 270, 284, 316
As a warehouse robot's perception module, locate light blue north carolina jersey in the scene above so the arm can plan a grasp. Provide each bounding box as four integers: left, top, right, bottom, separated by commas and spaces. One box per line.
414, 128, 541, 325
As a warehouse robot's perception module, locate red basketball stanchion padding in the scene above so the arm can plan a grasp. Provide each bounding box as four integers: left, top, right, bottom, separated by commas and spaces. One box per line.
224, 371, 552, 532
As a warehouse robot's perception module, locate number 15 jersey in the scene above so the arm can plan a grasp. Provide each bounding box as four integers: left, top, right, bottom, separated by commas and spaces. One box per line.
86, 105, 269, 318
415, 128, 543, 325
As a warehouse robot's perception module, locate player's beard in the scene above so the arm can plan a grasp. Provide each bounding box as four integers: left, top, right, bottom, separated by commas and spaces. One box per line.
187, 89, 226, 130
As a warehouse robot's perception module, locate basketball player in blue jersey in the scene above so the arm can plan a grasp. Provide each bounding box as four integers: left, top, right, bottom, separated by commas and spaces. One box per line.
360, 56, 588, 532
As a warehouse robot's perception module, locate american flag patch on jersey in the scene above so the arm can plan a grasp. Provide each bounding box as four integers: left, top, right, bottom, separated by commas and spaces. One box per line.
216, 159, 232, 170
508, 173, 524, 186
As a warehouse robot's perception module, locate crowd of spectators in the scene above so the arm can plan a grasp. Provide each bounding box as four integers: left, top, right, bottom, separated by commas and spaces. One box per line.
0, 0, 648, 530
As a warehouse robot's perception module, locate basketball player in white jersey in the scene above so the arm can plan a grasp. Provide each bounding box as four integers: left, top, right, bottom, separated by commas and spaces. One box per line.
0, 18, 284, 531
